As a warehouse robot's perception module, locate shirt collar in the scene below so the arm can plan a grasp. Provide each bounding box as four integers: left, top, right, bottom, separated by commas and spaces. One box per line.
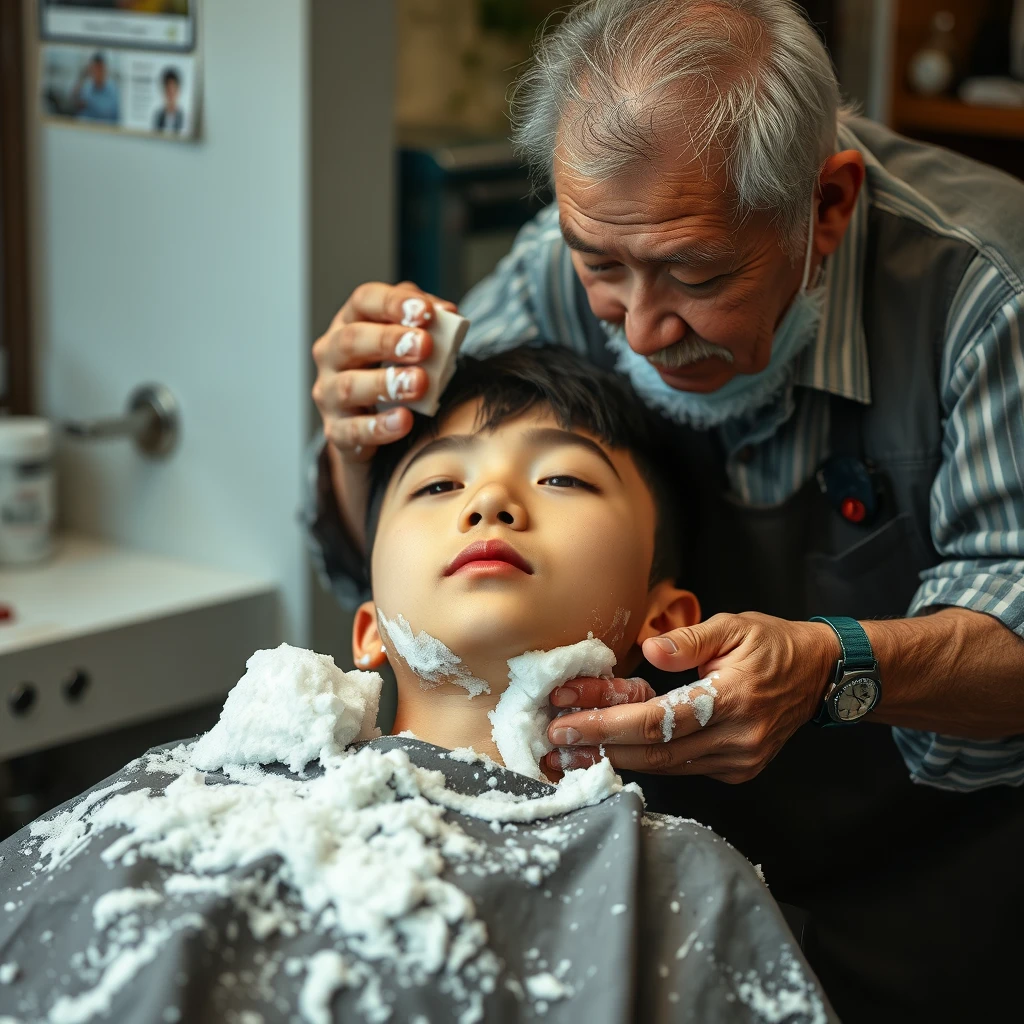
792, 121, 872, 405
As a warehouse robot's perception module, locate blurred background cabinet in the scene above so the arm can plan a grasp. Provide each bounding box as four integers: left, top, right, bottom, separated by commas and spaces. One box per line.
889, 0, 1024, 177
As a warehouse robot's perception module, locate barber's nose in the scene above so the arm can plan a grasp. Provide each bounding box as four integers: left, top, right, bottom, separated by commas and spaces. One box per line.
459, 483, 528, 533
625, 287, 687, 355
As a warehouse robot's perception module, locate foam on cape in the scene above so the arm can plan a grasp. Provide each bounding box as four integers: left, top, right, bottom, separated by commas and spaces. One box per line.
191, 643, 382, 774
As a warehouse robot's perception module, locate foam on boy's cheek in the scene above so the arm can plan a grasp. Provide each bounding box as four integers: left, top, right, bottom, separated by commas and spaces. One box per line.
377, 610, 491, 698
599, 607, 631, 648
488, 636, 617, 782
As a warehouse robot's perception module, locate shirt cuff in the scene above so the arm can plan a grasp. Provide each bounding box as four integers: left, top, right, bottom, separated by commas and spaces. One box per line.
894, 559, 1024, 791
892, 728, 1024, 792
301, 435, 370, 612
907, 559, 1024, 638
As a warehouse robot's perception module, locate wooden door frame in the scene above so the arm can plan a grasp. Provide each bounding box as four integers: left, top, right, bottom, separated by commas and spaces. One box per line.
0, 0, 33, 414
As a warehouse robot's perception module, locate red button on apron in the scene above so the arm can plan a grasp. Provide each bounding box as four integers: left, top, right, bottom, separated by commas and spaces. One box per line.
841, 496, 867, 523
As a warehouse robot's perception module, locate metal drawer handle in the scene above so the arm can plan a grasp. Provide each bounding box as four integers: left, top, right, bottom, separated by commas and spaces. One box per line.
64, 383, 180, 458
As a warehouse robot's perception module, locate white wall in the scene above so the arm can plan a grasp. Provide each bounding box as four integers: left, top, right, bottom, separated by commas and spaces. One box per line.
32, 0, 312, 643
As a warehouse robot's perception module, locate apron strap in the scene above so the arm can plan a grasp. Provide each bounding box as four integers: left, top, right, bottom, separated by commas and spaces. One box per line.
827, 392, 867, 461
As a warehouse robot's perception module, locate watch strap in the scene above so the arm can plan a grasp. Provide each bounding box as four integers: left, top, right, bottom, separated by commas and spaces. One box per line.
809, 615, 874, 669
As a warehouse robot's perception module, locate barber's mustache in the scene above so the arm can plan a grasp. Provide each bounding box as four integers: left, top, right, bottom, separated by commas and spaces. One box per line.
645, 337, 735, 370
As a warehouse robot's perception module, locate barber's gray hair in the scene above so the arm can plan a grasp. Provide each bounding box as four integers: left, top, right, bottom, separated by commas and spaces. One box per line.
511, 0, 847, 256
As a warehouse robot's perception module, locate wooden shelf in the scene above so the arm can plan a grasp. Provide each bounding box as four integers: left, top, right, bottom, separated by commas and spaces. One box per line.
892, 95, 1024, 141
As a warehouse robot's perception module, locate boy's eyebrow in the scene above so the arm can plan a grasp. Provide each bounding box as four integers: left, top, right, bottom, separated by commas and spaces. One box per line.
396, 434, 477, 483
395, 427, 621, 482
521, 427, 621, 479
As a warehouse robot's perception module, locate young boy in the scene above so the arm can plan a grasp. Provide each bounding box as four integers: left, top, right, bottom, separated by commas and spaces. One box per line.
349, 344, 700, 771
0, 347, 836, 1024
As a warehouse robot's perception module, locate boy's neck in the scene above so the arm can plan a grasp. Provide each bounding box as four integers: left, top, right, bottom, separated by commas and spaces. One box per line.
391, 678, 505, 764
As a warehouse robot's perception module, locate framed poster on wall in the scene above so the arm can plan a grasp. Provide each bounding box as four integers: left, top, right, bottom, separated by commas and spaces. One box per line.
39, 0, 196, 54
40, 44, 200, 139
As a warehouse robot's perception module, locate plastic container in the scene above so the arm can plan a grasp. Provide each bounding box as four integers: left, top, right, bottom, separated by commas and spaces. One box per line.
0, 417, 55, 565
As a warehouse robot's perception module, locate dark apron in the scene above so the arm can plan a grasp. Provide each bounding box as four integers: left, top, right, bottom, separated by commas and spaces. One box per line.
574, 283, 1024, 1022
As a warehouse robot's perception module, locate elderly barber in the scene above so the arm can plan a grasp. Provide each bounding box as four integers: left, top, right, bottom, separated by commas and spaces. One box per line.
308, 1, 1024, 1019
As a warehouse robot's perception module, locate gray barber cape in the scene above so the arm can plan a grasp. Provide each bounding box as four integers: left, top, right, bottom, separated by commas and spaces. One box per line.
0, 737, 837, 1023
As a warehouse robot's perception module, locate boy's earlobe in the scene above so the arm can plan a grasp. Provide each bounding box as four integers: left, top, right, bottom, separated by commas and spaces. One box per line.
637, 581, 701, 645
352, 601, 389, 670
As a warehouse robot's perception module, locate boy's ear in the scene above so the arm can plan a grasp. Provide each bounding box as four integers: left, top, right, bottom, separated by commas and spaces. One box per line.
636, 580, 701, 645
352, 601, 388, 670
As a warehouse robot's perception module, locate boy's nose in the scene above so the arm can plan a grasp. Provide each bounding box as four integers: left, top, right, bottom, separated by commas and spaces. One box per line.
459, 483, 528, 532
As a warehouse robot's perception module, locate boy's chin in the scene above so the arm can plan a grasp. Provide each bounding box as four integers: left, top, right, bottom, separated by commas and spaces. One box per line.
439, 607, 609, 665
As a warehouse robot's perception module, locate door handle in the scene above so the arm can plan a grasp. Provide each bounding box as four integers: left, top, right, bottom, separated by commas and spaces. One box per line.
64, 383, 180, 458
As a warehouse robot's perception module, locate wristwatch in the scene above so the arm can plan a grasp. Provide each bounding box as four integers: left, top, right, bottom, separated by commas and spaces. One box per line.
809, 616, 882, 726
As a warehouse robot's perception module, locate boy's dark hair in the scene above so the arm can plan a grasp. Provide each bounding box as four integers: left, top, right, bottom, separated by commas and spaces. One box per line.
366, 344, 682, 586
162, 68, 181, 88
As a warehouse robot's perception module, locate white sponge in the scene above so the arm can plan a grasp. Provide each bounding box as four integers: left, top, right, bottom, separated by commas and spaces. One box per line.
386, 307, 470, 417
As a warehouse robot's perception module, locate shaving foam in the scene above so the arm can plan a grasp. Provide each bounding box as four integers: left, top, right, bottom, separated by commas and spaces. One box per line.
378, 612, 491, 698
660, 674, 719, 741
489, 637, 616, 781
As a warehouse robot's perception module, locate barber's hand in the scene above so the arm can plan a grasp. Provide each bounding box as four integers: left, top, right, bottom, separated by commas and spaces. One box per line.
312, 282, 457, 463
544, 613, 838, 784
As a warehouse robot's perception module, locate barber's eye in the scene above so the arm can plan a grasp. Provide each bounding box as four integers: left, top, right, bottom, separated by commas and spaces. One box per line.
539, 475, 598, 492
674, 274, 725, 293
412, 480, 462, 498
586, 262, 620, 273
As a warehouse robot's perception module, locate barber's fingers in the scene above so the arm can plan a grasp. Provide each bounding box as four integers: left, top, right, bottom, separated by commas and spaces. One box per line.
324, 408, 415, 462
547, 684, 720, 749
546, 724, 724, 774
550, 676, 655, 709
322, 365, 429, 413
314, 321, 435, 374
336, 281, 456, 329
642, 613, 748, 675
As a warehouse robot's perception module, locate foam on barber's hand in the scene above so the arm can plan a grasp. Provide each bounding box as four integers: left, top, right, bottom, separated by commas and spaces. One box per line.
402, 306, 470, 417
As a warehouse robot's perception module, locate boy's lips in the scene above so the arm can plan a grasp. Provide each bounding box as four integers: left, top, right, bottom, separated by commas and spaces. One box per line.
444, 540, 534, 577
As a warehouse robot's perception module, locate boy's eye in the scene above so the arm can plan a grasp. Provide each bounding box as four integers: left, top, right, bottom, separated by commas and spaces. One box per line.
538, 475, 598, 492
411, 480, 462, 498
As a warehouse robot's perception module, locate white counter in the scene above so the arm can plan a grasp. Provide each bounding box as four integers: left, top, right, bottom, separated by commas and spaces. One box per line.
0, 535, 279, 758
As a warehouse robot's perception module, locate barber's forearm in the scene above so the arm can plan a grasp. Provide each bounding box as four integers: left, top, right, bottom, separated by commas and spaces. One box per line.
862, 608, 1024, 738
327, 441, 369, 553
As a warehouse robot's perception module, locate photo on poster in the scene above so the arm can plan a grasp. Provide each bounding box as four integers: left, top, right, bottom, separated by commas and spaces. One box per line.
39, 0, 195, 53
41, 44, 199, 139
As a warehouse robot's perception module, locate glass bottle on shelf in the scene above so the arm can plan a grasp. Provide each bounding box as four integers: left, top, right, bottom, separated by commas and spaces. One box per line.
907, 11, 960, 96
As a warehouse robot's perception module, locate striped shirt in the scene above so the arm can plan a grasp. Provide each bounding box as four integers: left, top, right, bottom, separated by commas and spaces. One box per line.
457, 121, 1024, 793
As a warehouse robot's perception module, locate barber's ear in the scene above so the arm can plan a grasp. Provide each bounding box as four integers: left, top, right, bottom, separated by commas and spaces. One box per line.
352, 601, 388, 670
637, 581, 700, 644
814, 149, 865, 258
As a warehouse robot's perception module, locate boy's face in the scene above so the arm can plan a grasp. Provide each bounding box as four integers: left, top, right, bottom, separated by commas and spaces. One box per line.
367, 400, 663, 668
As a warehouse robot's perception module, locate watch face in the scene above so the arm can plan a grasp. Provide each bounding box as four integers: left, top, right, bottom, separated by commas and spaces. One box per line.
834, 677, 879, 722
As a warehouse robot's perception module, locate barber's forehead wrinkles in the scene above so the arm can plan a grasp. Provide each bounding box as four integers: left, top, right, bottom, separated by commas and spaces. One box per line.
559, 215, 736, 269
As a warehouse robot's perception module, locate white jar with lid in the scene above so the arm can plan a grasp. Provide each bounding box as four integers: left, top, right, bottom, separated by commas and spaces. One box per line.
0, 417, 56, 565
